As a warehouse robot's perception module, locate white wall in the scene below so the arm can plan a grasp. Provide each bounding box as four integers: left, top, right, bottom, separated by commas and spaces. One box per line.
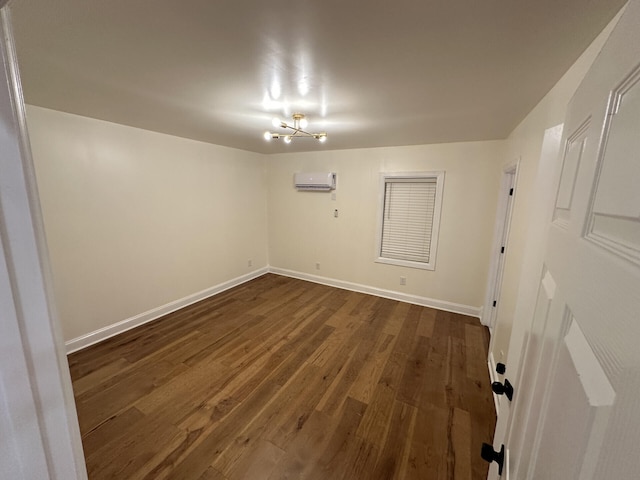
267, 141, 505, 312
27, 106, 268, 343
489, 11, 622, 364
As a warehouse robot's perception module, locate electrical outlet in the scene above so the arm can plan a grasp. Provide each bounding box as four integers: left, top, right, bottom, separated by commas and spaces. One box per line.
248, 259, 252, 267
400, 276, 406, 285
315, 262, 320, 270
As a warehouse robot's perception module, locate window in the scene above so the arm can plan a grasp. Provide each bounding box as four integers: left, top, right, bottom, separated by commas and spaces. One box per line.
376, 172, 444, 270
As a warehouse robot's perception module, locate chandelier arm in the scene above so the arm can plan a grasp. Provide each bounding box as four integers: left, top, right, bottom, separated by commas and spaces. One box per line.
282, 124, 319, 137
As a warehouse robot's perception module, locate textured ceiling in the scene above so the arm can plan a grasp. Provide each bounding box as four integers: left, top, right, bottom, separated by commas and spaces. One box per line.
10, 0, 626, 154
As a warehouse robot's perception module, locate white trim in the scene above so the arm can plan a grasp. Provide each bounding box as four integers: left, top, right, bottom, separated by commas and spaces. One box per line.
483, 162, 519, 328
268, 267, 481, 318
504, 448, 510, 480
488, 351, 501, 415
65, 267, 269, 354
65, 265, 483, 355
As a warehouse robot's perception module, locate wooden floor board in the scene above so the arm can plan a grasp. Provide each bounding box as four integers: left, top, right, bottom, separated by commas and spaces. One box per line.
69, 274, 495, 479
371, 399, 417, 479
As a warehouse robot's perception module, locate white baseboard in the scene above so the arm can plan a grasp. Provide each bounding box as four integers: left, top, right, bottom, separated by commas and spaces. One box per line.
268, 267, 482, 318
66, 266, 483, 355
65, 267, 269, 354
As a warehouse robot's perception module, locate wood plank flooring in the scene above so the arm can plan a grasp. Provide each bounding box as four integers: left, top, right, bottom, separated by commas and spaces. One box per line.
68, 274, 496, 479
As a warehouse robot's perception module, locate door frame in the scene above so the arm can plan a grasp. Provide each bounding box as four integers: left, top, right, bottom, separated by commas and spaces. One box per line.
482, 161, 519, 333
0, 6, 87, 479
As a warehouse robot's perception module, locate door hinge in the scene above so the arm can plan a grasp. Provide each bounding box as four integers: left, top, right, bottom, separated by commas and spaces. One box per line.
481, 444, 505, 475
509, 187, 514, 196
492, 300, 497, 307
492, 378, 514, 401
501, 246, 505, 254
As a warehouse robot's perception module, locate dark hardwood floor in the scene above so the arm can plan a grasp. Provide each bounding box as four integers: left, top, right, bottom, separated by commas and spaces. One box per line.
68, 274, 496, 479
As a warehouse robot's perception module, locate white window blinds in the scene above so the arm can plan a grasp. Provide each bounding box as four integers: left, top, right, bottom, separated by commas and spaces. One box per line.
380, 178, 437, 264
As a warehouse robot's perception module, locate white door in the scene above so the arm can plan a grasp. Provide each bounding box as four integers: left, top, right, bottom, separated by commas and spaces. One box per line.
490, 1, 640, 478
0, 6, 87, 479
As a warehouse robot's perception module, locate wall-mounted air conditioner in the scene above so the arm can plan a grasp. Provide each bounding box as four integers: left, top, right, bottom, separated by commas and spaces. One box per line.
294, 172, 336, 191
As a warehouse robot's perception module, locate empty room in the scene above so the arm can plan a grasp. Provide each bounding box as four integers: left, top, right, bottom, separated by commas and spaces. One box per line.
2, 0, 640, 479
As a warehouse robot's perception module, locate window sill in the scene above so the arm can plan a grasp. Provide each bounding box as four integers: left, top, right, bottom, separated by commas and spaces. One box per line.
375, 257, 435, 271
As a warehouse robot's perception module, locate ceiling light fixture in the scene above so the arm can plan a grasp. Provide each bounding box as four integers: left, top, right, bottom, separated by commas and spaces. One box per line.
263, 113, 327, 144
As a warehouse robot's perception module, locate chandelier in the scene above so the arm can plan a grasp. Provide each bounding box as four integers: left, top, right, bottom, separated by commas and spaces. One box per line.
263, 113, 327, 144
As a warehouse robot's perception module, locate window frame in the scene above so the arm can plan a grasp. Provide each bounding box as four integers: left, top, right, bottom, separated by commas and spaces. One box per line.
375, 171, 445, 271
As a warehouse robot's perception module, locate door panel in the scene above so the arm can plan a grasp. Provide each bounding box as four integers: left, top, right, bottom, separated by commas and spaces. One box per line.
553, 119, 589, 227
532, 319, 614, 480
585, 63, 640, 264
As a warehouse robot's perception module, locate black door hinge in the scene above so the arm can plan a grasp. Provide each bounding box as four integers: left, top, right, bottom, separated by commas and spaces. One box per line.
492, 378, 514, 401
509, 188, 514, 196
500, 246, 505, 254
481, 444, 505, 475
492, 300, 497, 307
